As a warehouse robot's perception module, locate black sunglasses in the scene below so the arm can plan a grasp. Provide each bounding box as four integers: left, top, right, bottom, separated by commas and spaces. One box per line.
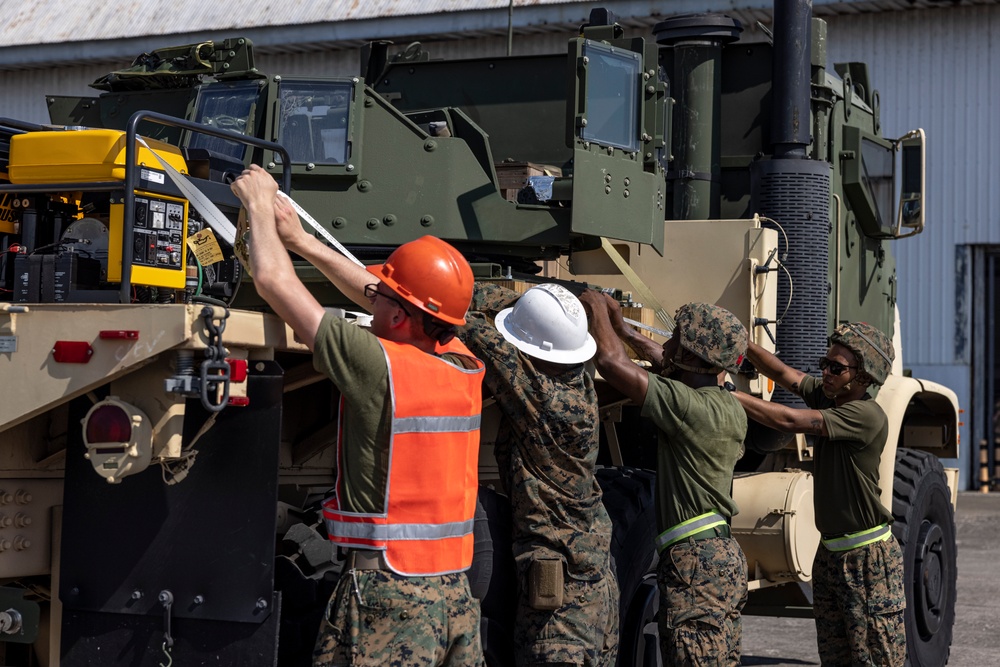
364, 284, 410, 316
818, 357, 857, 376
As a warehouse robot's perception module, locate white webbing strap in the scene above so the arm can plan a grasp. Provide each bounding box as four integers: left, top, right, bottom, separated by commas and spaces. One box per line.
135, 136, 236, 246
135, 137, 363, 270
601, 237, 674, 331
276, 191, 365, 268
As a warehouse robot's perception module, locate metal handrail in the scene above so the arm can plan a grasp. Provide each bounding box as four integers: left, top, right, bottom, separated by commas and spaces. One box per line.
121, 110, 291, 303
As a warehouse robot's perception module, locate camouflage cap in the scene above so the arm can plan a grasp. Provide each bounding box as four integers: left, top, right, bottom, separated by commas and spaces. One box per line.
829, 322, 894, 385
674, 302, 748, 373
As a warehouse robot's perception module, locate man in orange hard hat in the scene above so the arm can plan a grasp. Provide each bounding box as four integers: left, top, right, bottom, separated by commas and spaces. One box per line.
232, 165, 486, 667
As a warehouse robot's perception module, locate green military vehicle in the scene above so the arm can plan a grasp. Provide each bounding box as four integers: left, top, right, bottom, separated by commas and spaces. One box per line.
0, 0, 958, 664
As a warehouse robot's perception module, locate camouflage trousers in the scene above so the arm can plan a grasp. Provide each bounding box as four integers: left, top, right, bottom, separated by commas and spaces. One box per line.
312, 568, 483, 667
812, 536, 906, 667
514, 558, 620, 666
657, 537, 747, 667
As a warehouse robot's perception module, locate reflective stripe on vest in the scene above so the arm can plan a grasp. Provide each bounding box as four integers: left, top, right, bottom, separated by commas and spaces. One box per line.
394, 415, 481, 434
324, 513, 475, 542
655, 511, 727, 553
821, 523, 891, 552
323, 337, 484, 576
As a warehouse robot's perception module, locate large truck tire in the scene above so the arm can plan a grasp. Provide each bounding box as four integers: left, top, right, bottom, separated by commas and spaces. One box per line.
596, 467, 660, 667
472, 472, 661, 667
891, 448, 957, 667
471, 485, 517, 667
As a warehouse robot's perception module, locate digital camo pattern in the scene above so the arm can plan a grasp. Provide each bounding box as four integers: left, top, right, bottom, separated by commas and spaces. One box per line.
657, 537, 747, 667
674, 303, 747, 373
459, 282, 618, 661
460, 282, 613, 579
312, 570, 483, 667
812, 537, 906, 667
514, 566, 620, 667
829, 322, 895, 385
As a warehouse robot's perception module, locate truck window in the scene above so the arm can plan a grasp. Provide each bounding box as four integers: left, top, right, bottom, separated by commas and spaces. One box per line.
579, 40, 641, 152
277, 80, 353, 165
861, 137, 894, 229
189, 81, 260, 160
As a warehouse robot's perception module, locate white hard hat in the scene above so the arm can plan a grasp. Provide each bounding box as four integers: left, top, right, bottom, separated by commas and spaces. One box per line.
494, 283, 597, 364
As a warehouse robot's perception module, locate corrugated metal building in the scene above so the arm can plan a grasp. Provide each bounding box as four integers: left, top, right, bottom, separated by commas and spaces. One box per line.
2, 0, 998, 487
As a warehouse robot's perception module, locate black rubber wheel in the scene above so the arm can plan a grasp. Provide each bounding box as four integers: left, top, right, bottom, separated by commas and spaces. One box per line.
472, 472, 661, 667
596, 467, 660, 667
891, 448, 957, 667
470, 486, 517, 667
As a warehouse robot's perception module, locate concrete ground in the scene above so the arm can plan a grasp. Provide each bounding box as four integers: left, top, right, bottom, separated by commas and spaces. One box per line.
740, 491, 1000, 666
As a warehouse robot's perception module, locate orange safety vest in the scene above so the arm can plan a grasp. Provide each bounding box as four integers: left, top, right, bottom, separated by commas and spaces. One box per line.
322, 337, 485, 576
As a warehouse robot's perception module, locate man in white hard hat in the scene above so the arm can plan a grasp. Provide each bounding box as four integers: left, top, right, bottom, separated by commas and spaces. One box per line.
458, 282, 619, 667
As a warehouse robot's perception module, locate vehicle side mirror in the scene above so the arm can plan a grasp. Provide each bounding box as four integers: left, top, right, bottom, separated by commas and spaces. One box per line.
895, 128, 925, 238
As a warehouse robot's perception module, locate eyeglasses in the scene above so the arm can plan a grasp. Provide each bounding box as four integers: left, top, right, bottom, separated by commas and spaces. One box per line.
364, 284, 410, 316
818, 357, 857, 376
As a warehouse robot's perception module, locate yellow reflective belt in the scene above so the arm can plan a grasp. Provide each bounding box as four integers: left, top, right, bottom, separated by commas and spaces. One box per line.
655, 511, 727, 553
821, 523, 891, 552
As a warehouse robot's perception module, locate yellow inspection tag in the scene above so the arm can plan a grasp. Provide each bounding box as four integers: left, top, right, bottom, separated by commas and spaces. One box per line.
186, 228, 225, 265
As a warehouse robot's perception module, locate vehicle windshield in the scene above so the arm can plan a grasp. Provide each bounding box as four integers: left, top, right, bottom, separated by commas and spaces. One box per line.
277, 80, 354, 165
579, 40, 641, 152
189, 81, 261, 160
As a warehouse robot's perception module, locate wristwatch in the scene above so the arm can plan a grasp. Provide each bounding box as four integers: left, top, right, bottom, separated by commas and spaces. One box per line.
723, 381, 736, 392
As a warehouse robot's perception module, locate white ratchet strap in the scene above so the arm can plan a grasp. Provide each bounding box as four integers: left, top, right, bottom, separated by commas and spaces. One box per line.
601, 237, 674, 331
623, 317, 673, 338
135, 136, 237, 246
276, 191, 365, 268
135, 138, 363, 269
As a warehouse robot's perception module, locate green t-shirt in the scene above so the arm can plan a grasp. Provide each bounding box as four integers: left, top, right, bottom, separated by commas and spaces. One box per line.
798, 374, 892, 536
641, 373, 745, 533
311, 311, 471, 514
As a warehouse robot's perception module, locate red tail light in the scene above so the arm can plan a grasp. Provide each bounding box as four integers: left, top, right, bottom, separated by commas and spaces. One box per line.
85, 404, 132, 443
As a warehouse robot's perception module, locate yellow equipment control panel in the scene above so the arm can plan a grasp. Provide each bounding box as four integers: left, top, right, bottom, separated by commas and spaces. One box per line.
108, 192, 189, 289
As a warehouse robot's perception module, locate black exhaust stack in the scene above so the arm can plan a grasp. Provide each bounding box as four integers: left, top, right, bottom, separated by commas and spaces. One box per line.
747, 0, 832, 452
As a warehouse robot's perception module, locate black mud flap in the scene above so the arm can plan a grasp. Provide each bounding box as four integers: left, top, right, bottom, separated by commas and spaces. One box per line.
59, 361, 284, 666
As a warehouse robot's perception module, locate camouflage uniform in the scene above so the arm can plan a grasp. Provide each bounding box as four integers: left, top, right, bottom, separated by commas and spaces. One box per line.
812, 537, 906, 666
798, 322, 904, 666
658, 537, 747, 666
642, 302, 749, 667
313, 570, 482, 667
459, 283, 619, 667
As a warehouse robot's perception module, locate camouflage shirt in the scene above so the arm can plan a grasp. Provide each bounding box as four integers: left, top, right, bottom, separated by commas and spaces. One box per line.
459, 282, 613, 580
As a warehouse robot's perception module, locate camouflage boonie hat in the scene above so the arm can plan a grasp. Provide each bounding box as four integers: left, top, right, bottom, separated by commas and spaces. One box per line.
829, 322, 894, 385
674, 302, 748, 373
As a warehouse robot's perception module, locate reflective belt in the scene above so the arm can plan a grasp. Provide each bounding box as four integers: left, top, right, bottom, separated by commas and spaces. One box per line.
821, 523, 891, 552
655, 511, 727, 553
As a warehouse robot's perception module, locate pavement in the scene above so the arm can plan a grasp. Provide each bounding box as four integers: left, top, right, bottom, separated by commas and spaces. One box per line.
740, 491, 1000, 666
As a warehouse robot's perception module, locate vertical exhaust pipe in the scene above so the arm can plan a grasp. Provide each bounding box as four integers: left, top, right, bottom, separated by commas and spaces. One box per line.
746, 0, 832, 452
771, 0, 813, 159
654, 15, 742, 220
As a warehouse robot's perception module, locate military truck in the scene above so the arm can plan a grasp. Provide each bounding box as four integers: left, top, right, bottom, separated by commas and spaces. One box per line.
0, 0, 959, 664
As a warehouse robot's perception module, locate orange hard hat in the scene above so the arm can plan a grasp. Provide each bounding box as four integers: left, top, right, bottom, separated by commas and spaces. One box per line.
367, 236, 473, 326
